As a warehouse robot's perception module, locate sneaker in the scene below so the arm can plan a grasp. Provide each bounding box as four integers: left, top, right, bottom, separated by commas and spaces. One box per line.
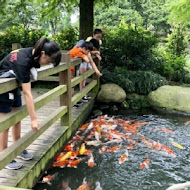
17, 150, 33, 161
73, 104, 79, 109
76, 100, 83, 106
82, 96, 89, 103
86, 95, 91, 100
5, 160, 23, 170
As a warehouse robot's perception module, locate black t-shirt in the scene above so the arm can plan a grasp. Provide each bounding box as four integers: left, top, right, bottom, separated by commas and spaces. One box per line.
0, 47, 38, 83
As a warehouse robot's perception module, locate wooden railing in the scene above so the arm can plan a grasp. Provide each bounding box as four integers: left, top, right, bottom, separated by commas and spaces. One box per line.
0, 46, 100, 170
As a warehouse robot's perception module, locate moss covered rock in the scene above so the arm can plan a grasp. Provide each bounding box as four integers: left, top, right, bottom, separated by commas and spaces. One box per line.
97, 83, 126, 103
147, 85, 190, 113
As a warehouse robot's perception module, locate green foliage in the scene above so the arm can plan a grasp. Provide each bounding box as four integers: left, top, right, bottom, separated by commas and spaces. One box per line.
51, 27, 79, 51
165, 25, 188, 57
128, 96, 150, 109
161, 53, 186, 81
101, 67, 168, 95
95, 0, 171, 33
168, 0, 190, 25
95, 0, 143, 28
0, 0, 40, 31
101, 68, 135, 93
156, 25, 189, 81
137, 0, 171, 33
101, 22, 160, 71
0, 26, 45, 59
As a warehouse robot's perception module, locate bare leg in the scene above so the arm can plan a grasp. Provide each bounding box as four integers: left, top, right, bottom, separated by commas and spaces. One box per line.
11, 107, 21, 142
0, 113, 9, 152
79, 68, 87, 91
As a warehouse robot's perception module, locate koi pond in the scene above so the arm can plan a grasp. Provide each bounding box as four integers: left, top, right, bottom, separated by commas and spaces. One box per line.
34, 108, 190, 190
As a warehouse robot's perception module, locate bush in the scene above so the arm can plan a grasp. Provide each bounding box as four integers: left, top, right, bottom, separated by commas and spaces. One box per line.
101, 21, 161, 72
101, 67, 168, 95
162, 53, 186, 81
51, 27, 78, 51
128, 96, 150, 109
0, 26, 46, 59
165, 25, 188, 57
101, 68, 135, 93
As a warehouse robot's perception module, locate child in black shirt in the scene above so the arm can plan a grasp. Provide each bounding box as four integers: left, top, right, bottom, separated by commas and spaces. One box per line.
0, 37, 61, 169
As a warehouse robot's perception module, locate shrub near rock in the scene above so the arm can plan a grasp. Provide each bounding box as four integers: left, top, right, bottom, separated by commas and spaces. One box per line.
101, 68, 168, 95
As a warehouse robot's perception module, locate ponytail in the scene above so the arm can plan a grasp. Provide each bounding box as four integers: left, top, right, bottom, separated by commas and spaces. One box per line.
33, 37, 61, 67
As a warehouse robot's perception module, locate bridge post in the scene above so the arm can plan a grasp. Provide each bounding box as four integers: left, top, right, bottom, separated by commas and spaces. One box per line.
92, 57, 100, 94
59, 53, 72, 126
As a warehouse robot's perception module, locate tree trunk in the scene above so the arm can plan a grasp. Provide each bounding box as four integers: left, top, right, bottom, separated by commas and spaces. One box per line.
79, 0, 94, 40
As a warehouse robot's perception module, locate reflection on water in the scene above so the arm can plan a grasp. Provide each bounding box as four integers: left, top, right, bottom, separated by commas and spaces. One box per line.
34, 109, 190, 190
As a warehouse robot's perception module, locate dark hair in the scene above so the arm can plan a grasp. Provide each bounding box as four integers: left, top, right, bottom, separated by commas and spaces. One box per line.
81, 42, 93, 51
33, 37, 61, 68
89, 39, 100, 50
93, 29, 102, 35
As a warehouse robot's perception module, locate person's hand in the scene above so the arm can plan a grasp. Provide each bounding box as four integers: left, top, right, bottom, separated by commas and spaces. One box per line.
95, 51, 100, 55
31, 119, 40, 131
96, 54, 102, 61
96, 71, 103, 77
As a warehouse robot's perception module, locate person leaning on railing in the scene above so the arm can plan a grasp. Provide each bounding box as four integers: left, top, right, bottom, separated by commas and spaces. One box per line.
0, 37, 61, 170
68, 41, 102, 109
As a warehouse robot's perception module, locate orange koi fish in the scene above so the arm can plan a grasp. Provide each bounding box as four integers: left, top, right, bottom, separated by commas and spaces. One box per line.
52, 160, 69, 168
140, 156, 150, 169
79, 123, 89, 130
63, 143, 75, 152
161, 144, 175, 157
42, 172, 58, 185
101, 133, 113, 141
126, 136, 139, 145
77, 178, 90, 190
98, 115, 108, 121
141, 136, 154, 148
55, 152, 64, 161
107, 145, 121, 153
99, 146, 107, 153
88, 153, 94, 167
159, 128, 174, 134
73, 135, 82, 140
71, 151, 79, 159
119, 150, 129, 164
132, 122, 149, 128
185, 120, 190, 125
67, 158, 82, 168
84, 149, 92, 155
127, 144, 134, 150
150, 140, 162, 151
91, 120, 100, 127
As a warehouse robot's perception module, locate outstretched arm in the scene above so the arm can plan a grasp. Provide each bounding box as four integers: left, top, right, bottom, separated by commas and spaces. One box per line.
87, 53, 102, 77
22, 83, 39, 131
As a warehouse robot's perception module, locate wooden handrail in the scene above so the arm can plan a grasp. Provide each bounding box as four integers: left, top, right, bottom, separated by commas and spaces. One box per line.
0, 85, 67, 133
0, 43, 100, 171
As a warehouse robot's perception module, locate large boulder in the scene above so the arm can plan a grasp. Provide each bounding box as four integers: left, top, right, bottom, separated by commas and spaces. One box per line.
147, 85, 190, 113
97, 83, 126, 103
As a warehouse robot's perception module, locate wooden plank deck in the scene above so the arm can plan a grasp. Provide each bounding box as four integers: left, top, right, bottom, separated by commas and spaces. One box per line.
0, 88, 95, 189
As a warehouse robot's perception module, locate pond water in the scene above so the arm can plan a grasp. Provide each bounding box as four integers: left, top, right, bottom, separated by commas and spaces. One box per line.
34, 108, 190, 190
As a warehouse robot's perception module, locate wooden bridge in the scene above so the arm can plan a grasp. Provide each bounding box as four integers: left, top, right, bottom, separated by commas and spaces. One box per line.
0, 47, 100, 190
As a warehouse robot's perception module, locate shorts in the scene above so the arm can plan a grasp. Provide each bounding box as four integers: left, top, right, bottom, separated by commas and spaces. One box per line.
0, 88, 22, 113
71, 66, 76, 78
79, 62, 92, 70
